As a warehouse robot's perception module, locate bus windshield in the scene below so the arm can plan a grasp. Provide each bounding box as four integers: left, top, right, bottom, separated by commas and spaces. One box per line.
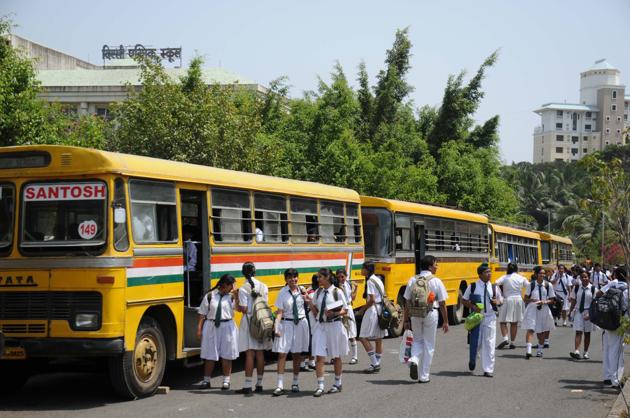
362, 207, 393, 258
0, 184, 15, 254
21, 182, 107, 254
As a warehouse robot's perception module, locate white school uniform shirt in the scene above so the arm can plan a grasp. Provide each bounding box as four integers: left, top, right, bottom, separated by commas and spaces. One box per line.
525, 280, 556, 302
591, 271, 608, 289
341, 280, 354, 306
239, 277, 268, 315
495, 273, 529, 298
198, 290, 235, 320
275, 286, 306, 319
570, 283, 595, 312
311, 285, 348, 321
403, 270, 448, 309
463, 280, 503, 314
552, 273, 571, 297
366, 274, 385, 304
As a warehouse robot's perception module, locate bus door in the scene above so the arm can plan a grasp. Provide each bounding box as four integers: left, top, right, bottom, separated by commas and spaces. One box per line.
413, 222, 426, 274
180, 189, 209, 349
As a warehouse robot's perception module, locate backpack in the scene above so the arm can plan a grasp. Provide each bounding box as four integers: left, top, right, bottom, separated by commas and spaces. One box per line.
470, 282, 498, 312
408, 274, 433, 318
244, 281, 275, 341
369, 278, 400, 330
590, 287, 624, 331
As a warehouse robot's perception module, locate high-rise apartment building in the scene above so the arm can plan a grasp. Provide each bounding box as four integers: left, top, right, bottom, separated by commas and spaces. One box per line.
533, 59, 629, 163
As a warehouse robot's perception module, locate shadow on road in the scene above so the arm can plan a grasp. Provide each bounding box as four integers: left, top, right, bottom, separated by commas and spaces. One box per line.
433, 370, 474, 377
366, 379, 416, 385
558, 378, 621, 395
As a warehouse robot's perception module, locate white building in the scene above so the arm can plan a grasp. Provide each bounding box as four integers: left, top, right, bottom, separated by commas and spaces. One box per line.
533, 59, 629, 163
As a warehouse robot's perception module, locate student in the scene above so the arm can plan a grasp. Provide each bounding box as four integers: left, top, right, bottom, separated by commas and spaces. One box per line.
402, 255, 449, 383
337, 268, 359, 365
272, 268, 309, 395
308, 268, 349, 397
591, 263, 608, 290
569, 271, 595, 360
496, 263, 529, 349
462, 263, 502, 377
598, 267, 628, 389
551, 264, 572, 327
197, 274, 239, 390
236, 262, 272, 394
357, 261, 386, 373
523, 266, 556, 359
183, 227, 198, 272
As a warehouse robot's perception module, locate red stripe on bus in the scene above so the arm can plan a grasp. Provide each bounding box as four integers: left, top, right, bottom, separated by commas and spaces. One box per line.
132, 257, 183, 268
211, 253, 351, 264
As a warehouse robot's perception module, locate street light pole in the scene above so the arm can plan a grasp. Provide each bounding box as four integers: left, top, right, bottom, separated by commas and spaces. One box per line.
601, 208, 605, 265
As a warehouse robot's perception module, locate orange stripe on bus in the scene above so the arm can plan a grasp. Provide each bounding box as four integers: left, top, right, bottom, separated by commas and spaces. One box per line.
211, 253, 351, 264
133, 257, 183, 268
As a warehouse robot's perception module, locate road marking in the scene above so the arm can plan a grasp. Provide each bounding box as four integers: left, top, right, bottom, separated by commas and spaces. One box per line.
570, 389, 583, 393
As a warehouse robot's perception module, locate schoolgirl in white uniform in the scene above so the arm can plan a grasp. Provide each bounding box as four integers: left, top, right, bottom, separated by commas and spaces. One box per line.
523, 266, 556, 358
337, 268, 359, 364
598, 267, 628, 389
551, 264, 572, 326
309, 268, 349, 397
591, 264, 608, 290
357, 262, 386, 373
272, 268, 310, 396
569, 271, 596, 360
496, 263, 529, 349
197, 274, 239, 390
236, 262, 272, 394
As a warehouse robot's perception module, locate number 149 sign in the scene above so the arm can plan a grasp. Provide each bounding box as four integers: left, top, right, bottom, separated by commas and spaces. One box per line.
78, 220, 98, 240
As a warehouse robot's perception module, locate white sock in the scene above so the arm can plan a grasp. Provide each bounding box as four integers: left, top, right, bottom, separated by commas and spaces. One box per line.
203, 375, 211, 383
502, 335, 509, 342
351, 341, 358, 359
244, 378, 252, 389
368, 351, 377, 365
537, 344, 542, 351
317, 377, 325, 390
276, 374, 284, 389
309, 359, 316, 367
223, 376, 231, 384
335, 375, 342, 386
375, 353, 382, 365
292, 374, 299, 386
526, 343, 532, 354
256, 376, 263, 386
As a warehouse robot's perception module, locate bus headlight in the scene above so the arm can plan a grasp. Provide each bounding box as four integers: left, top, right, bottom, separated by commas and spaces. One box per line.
73, 313, 100, 330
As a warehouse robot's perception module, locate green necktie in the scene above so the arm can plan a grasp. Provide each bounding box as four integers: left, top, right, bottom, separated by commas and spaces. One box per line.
214, 293, 224, 327
319, 290, 328, 322
579, 287, 586, 313
291, 291, 299, 324
483, 282, 488, 313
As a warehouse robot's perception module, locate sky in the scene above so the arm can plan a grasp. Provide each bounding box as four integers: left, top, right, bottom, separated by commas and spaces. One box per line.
4, 0, 630, 163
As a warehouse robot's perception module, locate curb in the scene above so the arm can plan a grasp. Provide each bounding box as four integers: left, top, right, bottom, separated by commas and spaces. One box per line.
607, 383, 630, 418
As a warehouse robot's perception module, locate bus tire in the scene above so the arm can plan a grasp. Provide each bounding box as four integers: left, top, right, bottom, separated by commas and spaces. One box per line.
447, 289, 465, 325
0, 361, 31, 394
108, 317, 166, 400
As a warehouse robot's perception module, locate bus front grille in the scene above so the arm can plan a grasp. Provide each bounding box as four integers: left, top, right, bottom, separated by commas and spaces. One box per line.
0, 323, 46, 334
0, 292, 102, 320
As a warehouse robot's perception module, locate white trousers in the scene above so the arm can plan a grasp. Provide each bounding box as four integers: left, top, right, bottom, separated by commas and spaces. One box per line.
409, 310, 439, 380
602, 330, 625, 384
477, 315, 497, 374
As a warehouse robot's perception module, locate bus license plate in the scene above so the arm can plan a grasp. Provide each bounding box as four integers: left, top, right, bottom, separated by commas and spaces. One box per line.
2, 346, 26, 360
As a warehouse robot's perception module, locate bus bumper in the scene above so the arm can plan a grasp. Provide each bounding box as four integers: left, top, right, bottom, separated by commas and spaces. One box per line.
3, 337, 124, 358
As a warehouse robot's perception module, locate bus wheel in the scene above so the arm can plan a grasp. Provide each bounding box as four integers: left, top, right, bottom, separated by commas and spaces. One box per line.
108, 317, 166, 399
0, 361, 31, 394
447, 290, 465, 325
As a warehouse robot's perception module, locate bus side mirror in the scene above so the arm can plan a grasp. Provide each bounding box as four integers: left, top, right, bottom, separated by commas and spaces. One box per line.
114, 208, 126, 224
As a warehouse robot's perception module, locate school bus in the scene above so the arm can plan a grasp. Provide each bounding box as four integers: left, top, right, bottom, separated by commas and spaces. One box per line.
0, 145, 364, 398
360, 196, 490, 333
489, 223, 542, 282
538, 232, 574, 268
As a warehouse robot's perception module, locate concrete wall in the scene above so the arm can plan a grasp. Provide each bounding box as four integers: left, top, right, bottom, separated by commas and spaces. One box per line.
9, 34, 98, 70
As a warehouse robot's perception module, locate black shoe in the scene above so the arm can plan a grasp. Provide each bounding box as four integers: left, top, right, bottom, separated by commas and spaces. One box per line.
255, 385, 263, 393
483, 372, 494, 378
543, 343, 550, 349
525, 353, 532, 359
199, 381, 211, 389
509, 344, 516, 349
327, 384, 342, 394
410, 363, 418, 380
468, 361, 476, 371
603, 379, 613, 386
272, 387, 285, 396
236, 387, 253, 395
569, 352, 581, 360
497, 340, 509, 350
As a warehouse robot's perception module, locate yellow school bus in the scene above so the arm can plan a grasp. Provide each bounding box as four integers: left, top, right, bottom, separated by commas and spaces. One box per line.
0, 145, 364, 398
360, 196, 490, 332
538, 232, 574, 268
489, 223, 542, 282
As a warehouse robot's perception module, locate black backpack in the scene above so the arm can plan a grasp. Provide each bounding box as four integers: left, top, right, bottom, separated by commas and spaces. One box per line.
590, 287, 624, 331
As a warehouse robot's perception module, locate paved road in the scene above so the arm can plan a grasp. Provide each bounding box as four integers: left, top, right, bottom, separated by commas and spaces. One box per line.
0, 323, 622, 418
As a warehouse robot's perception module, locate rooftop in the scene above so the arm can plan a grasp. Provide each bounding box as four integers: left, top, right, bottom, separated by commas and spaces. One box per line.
534, 102, 599, 114
586, 59, 618, 72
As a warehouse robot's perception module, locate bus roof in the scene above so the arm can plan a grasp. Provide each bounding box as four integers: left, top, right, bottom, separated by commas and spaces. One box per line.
0, 145, 360, 202
360, 196, 488, 224
491, 223, 540, 240
537, 231, 573, 245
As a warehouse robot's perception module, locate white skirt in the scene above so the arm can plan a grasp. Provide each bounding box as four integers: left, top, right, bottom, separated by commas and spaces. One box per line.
523, 303, 556, 333
312, 321, 349, 358
556, 292, 571, 310
498, 297, 524, 323
573, 311, 596, 333
308, 311, 319, 335
359, 305, 386, 339
237, 315, 273, 352
273, 318, 310, 354
345, 307, 357, 339
200, 320, 239, 361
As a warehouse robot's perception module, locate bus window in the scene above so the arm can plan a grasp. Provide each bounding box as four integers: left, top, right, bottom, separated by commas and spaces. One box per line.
0, 184, 15, 256
346, 204, 361, 243
130, 180, 177, 243
395, 214, 411, 251
362, 208, 392, 257
21, 181, 107, 254
254, 193, 288, 243
113, 178, 129, 251
320, 201, 344, 243
212, 188, 252, 243
290, 198, 318, 243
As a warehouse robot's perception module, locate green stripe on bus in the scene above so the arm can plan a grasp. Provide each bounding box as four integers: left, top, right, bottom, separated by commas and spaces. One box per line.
210, 264, 349, 280
127, 274, 183, 287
